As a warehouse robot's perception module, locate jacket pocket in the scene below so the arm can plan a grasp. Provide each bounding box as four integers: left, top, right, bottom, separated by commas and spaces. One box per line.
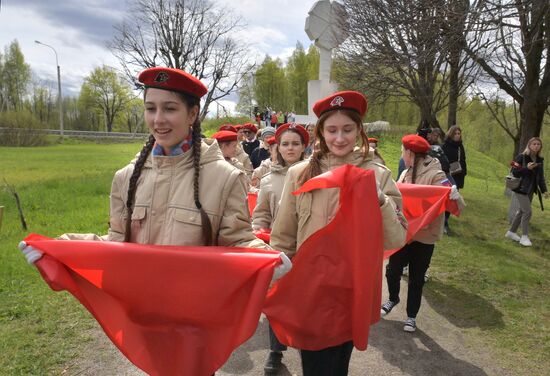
130, 206, 148, 243
171, 207, 205, 245
296, 193, 312, 231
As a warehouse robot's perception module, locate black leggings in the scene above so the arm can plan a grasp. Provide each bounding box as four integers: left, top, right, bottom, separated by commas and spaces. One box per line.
386, 241, 435, 318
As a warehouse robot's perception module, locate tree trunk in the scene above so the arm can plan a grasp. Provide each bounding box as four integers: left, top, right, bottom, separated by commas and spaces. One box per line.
447, 48, 460, 128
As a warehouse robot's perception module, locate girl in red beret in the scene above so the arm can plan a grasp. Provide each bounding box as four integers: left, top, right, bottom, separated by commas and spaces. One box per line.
380, 134, 463, 333
251, 123, 309, 373
22, 67, 287, 375
270, 91, 408, 376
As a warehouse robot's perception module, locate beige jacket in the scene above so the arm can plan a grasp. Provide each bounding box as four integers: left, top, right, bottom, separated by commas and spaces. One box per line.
398, 156, 446, 244
252, 163, 289, 230
62, 141, 268, 250
270, 151, 407, 259
251, 159, 274, 187
235, 143, 253, 180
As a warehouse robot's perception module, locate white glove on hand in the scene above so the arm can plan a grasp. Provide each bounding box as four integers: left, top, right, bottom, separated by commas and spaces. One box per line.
450, 185, 460, 201
18, 241, 43, 265
272, 252, 292, 282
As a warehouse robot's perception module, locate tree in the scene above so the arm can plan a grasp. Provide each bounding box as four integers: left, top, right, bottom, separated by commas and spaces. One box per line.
79, 66, 133, 132
462, 0, 550, 154
286, 42, 311, 114
339, 0, 478, 129
111, 0, 253, 120
0, 40, 31, 111
253, 56, 289, 112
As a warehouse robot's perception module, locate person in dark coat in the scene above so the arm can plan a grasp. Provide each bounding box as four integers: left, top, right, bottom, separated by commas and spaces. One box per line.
442, 125, 467, 188
441, 125, 466, 234
505, 137, 548, 247
241, 123, 260, 155
250, 127, 276, 168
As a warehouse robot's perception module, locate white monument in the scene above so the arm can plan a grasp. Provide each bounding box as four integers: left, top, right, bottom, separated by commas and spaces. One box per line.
295, 0, 347, 124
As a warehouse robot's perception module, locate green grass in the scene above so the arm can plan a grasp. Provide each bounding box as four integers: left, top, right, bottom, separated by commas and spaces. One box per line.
1, 139, 549, 374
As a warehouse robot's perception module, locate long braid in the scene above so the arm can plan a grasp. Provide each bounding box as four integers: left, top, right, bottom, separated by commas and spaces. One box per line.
124, 134, 155, 242
191, 117, 213, 245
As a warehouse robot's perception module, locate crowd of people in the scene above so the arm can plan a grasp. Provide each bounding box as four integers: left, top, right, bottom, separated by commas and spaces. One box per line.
18, 67, 547, 376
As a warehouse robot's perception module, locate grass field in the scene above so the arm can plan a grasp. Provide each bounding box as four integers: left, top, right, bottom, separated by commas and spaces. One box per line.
0, 139, 549, 374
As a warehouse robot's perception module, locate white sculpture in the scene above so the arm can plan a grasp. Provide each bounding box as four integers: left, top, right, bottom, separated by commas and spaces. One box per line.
294, 0, 347, 123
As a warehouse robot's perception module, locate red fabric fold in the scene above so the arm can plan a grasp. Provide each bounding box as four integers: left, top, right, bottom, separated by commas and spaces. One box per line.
263, 165, 384, 351
24, 234, 280, 376
247, 192, 257, 216
383, 183, 459, 258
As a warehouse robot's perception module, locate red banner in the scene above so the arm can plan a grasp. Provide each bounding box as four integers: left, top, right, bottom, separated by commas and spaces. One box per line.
24, 234, 281, 376
263, 165, 384, 351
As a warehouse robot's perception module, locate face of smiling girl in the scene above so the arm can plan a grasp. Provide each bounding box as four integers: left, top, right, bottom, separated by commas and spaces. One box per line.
321, 111, 359, 157
144, 88, 198, 154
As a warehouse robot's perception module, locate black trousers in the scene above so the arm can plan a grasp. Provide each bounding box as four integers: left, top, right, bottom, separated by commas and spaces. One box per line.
300, 341, 354, 376
386, 241, 435, 318
269, 324, 287, 352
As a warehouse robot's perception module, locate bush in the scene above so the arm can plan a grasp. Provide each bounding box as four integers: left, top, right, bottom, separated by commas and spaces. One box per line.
0, 111, 50, 146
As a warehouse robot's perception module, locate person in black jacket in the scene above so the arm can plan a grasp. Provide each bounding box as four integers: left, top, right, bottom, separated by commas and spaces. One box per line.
441, 125, 467, 234
241, 123, 260, 155
505, 137, 549, 247
250, 126, 276, 168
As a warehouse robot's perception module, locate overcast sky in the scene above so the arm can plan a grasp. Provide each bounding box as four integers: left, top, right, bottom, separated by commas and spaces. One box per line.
0, 0, 315, 110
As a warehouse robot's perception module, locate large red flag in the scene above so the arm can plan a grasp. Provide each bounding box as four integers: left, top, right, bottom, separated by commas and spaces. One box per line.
263, 165, 384, 351
24, 234, 281, 376
383, 183, 460, 258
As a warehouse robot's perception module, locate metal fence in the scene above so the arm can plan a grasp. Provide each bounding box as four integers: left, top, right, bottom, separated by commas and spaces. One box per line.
0, 128, 149, 139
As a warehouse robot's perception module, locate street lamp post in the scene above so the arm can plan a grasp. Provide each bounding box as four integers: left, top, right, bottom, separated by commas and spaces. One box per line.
35, 40, 64, 137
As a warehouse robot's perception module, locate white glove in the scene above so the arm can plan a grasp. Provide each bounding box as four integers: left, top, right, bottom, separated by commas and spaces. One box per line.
272, 252, 292, 282
450, 185, 460, 201
18, 241, 43, 265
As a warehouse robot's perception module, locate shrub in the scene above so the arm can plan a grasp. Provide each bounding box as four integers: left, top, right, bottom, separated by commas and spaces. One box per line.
0, 111, 51, 146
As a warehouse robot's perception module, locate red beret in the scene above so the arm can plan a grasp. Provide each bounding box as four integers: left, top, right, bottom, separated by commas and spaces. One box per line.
368, 137, 379, 144
275, 123, 309, 146
234, 124, 243, 130
138, 67, 208, 98
313, 91, 368, 118
402, 134, 431, 153
265, 136, 277, 146
211, 130, 238, 143
242, 123, 258, 134
218, 124, 237, 133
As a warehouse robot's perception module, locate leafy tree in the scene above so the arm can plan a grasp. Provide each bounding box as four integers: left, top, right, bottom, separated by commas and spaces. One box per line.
286, 42, 310, 114
79, 66, 133, 132
253, 56, 289, 112
0, 40, 31, 111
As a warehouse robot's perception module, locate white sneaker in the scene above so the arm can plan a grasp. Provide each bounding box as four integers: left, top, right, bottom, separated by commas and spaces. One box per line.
505, 231, 521, 242
404, 317, 416, 332
519, 235, 532, 247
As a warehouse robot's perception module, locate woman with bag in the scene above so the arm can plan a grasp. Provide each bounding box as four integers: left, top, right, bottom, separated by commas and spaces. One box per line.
442, 125, 467, 233
505, 137, 549, 247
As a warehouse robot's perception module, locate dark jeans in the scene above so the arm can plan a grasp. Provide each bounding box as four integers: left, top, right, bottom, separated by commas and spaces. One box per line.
386, 241, 435, 318
269, 324, 287, 352
300, 341, 354, 376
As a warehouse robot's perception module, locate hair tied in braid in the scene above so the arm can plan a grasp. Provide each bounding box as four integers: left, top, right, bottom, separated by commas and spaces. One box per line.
124, 134, 155, 242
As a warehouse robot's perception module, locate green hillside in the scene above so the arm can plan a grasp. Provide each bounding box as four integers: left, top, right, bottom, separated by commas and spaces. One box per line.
0, 140, 548, 374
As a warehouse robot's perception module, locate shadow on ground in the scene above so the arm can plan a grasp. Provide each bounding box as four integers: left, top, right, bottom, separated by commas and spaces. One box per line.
220, 317, 293, 375
423, 279, 505, 330
370, 319, 488, 376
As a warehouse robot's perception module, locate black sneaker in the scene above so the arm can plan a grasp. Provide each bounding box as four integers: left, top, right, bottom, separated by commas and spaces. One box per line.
380, 299, 399, 317
404, 317, 416, 332
264, 351, 283, 374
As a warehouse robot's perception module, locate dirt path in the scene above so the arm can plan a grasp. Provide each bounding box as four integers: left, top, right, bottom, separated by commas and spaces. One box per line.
66, 270, 512, 376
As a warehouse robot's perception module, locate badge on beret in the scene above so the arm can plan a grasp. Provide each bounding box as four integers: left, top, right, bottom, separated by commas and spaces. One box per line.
330, 96, 345, 107
154, 72, 170, 83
